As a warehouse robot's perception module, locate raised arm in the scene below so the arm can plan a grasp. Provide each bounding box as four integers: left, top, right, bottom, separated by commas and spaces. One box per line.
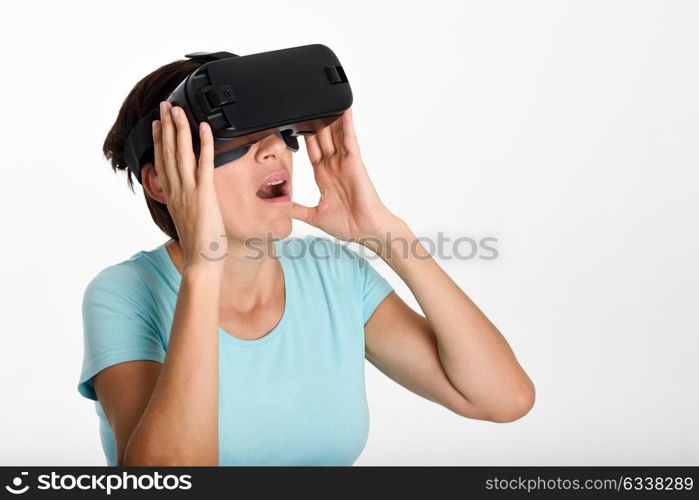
363, 222, 535, 423
94, 101, 227, 465
291, 106, 534, 423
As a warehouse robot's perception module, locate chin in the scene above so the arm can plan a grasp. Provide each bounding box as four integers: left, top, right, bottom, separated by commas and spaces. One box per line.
224, 209, 294, 244
248, 216, 293, 243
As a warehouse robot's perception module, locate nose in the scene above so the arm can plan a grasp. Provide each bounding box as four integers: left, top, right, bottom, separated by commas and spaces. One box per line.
255, 131, 289, 159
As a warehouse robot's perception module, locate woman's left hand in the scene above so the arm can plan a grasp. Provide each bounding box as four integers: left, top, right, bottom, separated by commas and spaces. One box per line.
292, 107, 401, 243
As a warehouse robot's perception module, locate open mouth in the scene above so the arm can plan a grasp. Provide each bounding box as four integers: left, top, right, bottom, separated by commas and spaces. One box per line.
255, 169, 291, 203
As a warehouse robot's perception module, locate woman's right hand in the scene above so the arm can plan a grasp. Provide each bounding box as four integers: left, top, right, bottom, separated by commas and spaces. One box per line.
152, 100, 227, 272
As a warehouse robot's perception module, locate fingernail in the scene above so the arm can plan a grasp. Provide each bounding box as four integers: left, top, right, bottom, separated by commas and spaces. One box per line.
172, 107, 180, 118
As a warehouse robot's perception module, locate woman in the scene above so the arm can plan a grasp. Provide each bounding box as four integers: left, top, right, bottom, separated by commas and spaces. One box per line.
77, 57, 535, 466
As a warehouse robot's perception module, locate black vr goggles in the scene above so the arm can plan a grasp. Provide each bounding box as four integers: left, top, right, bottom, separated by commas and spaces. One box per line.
124, 44, 353, 184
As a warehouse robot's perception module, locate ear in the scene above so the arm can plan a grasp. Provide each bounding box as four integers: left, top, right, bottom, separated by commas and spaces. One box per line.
141, 163, 167, 204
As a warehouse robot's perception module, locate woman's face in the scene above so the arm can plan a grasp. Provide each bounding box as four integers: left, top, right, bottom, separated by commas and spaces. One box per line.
214, 131, 294, 243
143, 130, 294, 245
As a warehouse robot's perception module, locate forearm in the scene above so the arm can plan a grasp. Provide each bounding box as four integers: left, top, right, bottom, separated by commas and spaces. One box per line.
123, 265, 222, 465
366, 219, 535, 422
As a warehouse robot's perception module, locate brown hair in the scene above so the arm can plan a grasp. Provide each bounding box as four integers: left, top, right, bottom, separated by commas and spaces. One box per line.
102, 58, 205, 242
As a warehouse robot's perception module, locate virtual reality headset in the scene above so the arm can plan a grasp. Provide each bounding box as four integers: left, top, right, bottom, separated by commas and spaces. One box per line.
123, 44, 353, 184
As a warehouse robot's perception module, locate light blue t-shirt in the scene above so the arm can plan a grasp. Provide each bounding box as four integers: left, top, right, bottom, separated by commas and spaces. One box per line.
77, 235, 394, 466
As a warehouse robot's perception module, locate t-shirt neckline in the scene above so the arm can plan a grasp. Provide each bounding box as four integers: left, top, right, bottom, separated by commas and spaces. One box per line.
155, 240, 290, 347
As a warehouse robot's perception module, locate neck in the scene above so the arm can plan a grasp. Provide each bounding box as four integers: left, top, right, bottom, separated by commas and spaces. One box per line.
165, 237, 282, 312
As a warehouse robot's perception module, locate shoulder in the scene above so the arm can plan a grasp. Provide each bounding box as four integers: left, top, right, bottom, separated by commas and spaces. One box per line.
83, 251, 156, 309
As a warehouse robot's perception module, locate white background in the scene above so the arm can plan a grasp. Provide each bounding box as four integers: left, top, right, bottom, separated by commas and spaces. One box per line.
0, 0, 697, 465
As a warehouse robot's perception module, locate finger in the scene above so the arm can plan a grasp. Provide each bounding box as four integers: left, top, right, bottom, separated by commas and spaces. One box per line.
341, 107, 361, 156
304, 133, 322, 165
329, 114, 345, 156
151, 120, 170, 199
159, 101, 181, 194
291, 201, 318, 225
197, 121, 215, 188
170, 105, 196, 190
315, 122, 336, 157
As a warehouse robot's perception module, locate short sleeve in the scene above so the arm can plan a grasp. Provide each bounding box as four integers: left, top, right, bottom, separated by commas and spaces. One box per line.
77, 266, 166, 401
356, 250, 394, 324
